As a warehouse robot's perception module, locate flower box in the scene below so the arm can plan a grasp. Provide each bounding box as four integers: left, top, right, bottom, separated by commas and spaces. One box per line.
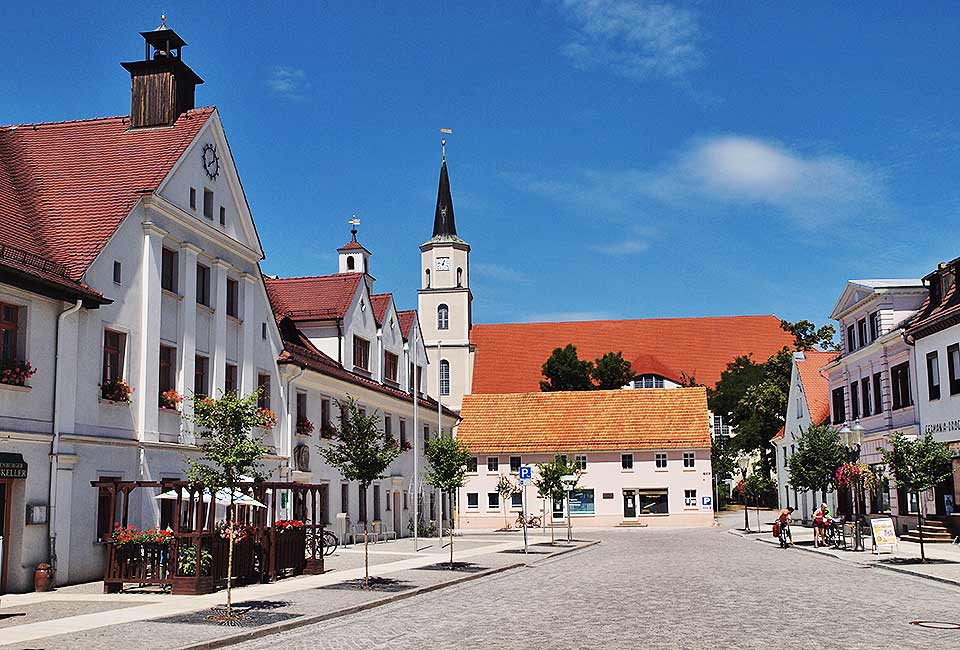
159, 389, 184, 411
101, 379, 133, 403
296, 417, 314, 436
0, 360, 36, 387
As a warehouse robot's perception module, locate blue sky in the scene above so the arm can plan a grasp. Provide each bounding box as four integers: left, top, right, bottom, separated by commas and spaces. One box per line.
3, 2, 959, 326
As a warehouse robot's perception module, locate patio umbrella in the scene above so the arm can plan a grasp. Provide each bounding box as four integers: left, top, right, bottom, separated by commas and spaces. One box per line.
154, 487, 267, 508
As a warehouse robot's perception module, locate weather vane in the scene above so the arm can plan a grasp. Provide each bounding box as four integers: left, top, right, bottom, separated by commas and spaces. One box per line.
348, 215, 360, 238
440, 128, 453, 161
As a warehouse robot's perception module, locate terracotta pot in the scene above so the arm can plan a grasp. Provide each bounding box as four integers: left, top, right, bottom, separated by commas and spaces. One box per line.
34, 563, 54, 592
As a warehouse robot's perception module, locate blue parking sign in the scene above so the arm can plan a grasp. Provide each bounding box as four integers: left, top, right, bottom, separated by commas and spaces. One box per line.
519, 465, 532, 480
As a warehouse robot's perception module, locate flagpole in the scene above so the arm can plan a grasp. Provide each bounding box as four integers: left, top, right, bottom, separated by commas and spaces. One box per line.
412, 326, 419, 553
438, 339, 443, 549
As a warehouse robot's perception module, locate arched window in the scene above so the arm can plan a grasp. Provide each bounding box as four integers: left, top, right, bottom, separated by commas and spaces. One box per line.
346, 256, 355, 271
439, 360, 450, 396
437, 304, 449, 330
456, 267, 463, 287
425, 268, 430, 289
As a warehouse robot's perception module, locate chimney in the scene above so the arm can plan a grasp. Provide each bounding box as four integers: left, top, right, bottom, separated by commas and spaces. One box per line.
120, 17, 204, 129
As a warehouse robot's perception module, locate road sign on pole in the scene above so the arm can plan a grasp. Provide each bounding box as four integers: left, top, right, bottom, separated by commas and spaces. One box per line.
519, 465, 533, 481
522, 482, 529, 554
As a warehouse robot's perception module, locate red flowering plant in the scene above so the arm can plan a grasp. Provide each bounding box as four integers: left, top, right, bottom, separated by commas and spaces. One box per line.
296, 417, 315, 436
400, 439, 413, 452
274, 519, 305, 534
110, 523, 174, 546
256, 407, 279, 429
835, 462, 875, 491
0, 360, 36, 387
101, 378, 134, 403
159, 389, 184, 410
216, 520, 254, 543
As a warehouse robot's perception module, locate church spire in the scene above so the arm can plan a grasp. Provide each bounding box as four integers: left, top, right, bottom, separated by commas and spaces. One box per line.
432, 139, 458, 238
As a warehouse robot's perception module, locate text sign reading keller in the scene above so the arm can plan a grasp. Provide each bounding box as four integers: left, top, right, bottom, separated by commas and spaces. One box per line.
0, 452, 28, 479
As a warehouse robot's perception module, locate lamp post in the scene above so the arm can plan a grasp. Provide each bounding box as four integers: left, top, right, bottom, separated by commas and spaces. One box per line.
840, 421, 865, 551
737, 455, 751, 532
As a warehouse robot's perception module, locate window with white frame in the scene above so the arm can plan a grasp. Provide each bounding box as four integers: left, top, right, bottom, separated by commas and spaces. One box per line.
487, 492, 499, 509
487, 457, 499, 472
466, 457, 478, 473
439, 359, 450, 395
655, 453, 667, 469
683, 452, 695, 468
467, 493, 479, 509
437, 304, 449, 330
621, 454, 633, 470
511, 492, 522, 509
575, 455, 587, 471
510, 456, 521, 473
684, 489, 697, 507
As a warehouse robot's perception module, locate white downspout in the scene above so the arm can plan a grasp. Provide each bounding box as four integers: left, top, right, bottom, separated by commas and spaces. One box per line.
48, 298, 82, 572
284, 365, 305, 470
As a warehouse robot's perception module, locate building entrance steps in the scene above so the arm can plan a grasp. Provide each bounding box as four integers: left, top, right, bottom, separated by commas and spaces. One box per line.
901, 520, 955, 544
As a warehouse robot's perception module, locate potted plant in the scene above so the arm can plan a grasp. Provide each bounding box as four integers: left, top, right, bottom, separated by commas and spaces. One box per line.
0, 360, 36, 387
159, 389, 184, 411
101, 379, 133, 403
256, 407, 279, 429
296, 417, 314, 436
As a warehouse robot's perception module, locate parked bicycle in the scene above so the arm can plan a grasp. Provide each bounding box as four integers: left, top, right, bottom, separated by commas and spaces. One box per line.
823, 516, 846, 549
777, 520, 791, 548
515, 513, 542, 528
305, 525, 339, 557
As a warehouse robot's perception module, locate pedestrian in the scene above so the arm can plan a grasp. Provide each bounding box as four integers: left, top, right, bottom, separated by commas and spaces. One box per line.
813, 502, 829, 548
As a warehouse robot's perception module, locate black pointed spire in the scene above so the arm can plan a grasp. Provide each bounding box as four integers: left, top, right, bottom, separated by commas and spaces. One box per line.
432, 144, 458, 238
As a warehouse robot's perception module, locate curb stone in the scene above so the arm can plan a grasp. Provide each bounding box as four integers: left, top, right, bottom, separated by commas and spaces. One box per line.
729, 527, 960, 589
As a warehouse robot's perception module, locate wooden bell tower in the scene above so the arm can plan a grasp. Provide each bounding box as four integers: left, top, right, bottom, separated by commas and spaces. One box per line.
120, 17, 204, 129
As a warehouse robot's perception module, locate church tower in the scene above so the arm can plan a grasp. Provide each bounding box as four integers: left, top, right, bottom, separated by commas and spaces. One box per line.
418, 142, 472, 411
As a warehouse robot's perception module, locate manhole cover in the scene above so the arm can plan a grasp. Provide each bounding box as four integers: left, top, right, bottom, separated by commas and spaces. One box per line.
910, 620, 960, 630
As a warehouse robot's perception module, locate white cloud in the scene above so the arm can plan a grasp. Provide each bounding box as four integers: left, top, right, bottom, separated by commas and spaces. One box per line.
647, 135, 888, 226
472, 262, 532, 284
552, 0, 705, 82
268, 66, 310, 98
519, 311, 617, 323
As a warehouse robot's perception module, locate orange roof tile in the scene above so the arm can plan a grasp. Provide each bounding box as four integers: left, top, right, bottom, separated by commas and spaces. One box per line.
265, 273, 362, 321
370, 293, 392, 326
470, 315, 794, 392
457, 387, 711, 453
397, 309, 417, 341
797, 350, 838, 427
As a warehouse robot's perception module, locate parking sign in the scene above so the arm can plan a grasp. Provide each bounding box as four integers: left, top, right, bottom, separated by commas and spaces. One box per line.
519, 465, 532, 480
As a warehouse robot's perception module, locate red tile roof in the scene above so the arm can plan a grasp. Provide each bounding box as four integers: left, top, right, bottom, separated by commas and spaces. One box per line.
0, 108, 214, 283
457, 387, 711, 453
397, 309, 418, 342
371, 293, 393, 326
471, 315, 794, 393
265, 273, 362, 321
797, 350, 838, 427
906, 257, 960, 339
771, 426, 785, 442
338, 239, 366, 251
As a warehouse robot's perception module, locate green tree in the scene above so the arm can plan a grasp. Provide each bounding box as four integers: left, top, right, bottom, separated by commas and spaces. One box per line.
186, 389, 271, 619
496, 474, 516, 530
712, 436, 736, 508
533, 455, 580, 544
707, 355, 765, 421
317, 397, 401, 587
424, 435, 472, 567
540, 344, 594, 391
787, 424, 847, 508
882, 431, 953, 562
726, 348, 794, 472
592, 351, 633, 390
780, 319, 839, 352
742, 471, 777, 528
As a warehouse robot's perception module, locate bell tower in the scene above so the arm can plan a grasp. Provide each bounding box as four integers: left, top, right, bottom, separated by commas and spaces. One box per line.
121, 16, 204, 129
418, 140, 472, 411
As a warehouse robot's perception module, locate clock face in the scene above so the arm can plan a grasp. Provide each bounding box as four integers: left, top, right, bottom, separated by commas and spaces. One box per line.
436, 257, 451, 271
201, 143, 220, 180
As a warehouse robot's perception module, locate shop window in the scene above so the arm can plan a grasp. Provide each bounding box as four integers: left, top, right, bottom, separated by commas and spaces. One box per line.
638, 490, 669, 515
568, 489, 595, 515
341, 483, 349, 514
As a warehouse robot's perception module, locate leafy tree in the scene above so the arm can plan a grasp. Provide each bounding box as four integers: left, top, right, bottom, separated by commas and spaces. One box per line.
726, 348, 794, 472
186, 389, 271, 619
712, 435, 736, 509
533, 455, 580, 544
496, 474, 516, 530
540, 344, 594, 391
882, 431, 953, 562
742, 471, 777, 527
679, 372, 702, 387
787, 424, 847, 509
424, 435, 472, 567
317, 397, 401, 587
707, 355, 765, 422
780, 319, 839, 352
592, 351, 633, 390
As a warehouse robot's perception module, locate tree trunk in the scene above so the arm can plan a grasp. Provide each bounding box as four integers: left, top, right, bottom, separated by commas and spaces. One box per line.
449, 518, 454, 568
364, 520, 370, 588
918, 509, 926, 563
226, 503, 234, 617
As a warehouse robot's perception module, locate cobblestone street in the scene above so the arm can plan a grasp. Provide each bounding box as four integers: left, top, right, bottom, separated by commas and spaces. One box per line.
234, 524, 960, 650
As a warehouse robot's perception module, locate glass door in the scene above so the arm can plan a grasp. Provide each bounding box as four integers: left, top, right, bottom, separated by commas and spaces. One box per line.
623, 490, 637, 518
552, 497, 565, 521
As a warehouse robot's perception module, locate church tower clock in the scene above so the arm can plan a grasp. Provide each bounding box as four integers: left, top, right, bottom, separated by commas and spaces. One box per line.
418, 141, 472, 411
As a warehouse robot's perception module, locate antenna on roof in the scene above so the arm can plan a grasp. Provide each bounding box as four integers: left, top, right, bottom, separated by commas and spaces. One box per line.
440, 128, 453, 162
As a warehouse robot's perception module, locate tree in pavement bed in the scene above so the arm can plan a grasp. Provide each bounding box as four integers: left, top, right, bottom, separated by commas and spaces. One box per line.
533, 455, 581, 545
496, 474, 516, 530
424, 434, 472, 567
186, 389, 270, 621
317, 396, 400, 588
882, 431, 952, 562
787, 424, 847, 515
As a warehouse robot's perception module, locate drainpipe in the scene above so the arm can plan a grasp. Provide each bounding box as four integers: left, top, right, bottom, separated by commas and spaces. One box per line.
336, 317, 343, 365
48, 298, 83, 572
284, 365, 305, 466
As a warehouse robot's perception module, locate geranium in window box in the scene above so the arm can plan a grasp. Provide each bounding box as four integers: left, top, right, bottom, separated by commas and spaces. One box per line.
274, 519, 305, 534
111, 523, 174, 546
296, 417, 315, 436
101, 379, 133, 403
255, 407, 279, 429
400, 439, 413, 452
0, 360, 36, 387
319, 421, 337, 439
159, 389, 184, 411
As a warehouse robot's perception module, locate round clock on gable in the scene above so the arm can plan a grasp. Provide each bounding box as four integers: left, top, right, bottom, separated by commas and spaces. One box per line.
201, 143, 220, 180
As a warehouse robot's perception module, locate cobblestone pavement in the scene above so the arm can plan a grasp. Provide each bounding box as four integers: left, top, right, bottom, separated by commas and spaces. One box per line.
234, 525, 960, 650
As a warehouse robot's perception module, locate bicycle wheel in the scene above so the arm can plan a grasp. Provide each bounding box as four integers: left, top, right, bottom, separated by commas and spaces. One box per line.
530, 516, 542, 528
322, 530, 339, 556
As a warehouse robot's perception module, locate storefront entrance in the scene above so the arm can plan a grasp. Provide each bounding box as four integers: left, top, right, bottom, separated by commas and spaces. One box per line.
1, 480, 10, 594
623, 490, 637, 518
622, 489, 669, 518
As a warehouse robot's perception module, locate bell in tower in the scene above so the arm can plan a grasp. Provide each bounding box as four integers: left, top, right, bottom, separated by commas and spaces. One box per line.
121, 16, 204, 129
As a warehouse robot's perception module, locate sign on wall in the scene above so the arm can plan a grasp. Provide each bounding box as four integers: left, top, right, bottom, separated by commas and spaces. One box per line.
0, 453, 27, 479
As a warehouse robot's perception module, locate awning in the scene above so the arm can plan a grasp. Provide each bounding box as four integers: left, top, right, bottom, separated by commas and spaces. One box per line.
0, 452, 27, 479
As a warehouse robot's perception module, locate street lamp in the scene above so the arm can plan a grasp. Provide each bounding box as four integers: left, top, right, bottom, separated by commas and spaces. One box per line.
737, 454, 751, 532
840, 421, 865, 551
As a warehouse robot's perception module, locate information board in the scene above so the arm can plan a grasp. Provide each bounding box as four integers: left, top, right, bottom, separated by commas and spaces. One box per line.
871, 517, 897, 553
